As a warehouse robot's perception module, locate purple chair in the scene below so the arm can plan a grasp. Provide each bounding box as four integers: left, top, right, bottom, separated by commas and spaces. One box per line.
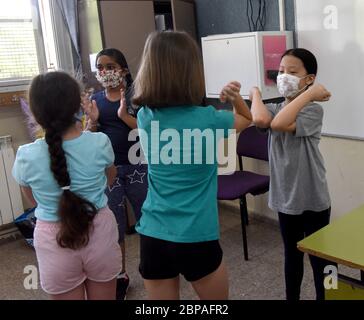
218, 126, 269, 261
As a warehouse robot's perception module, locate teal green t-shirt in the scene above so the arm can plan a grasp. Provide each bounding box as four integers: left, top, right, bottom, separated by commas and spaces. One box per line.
136, 105, 234, 243
12, 131, 114, 222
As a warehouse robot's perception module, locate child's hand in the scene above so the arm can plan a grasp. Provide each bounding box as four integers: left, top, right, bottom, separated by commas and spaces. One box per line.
220, 81, 242, 104
249, 87, 261, 101
82, 98, 99, 123
117, 88, 127, 120
307, 84, 331, 102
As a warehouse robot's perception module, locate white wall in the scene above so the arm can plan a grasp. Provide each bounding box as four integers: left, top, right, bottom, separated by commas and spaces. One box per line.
320, 136, 364, 219
235, 136, 364, 222
0, 105, 32, 210
0, 106, 30, 150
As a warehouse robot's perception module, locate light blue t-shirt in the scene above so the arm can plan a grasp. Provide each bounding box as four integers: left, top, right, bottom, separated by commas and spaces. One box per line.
12, 131, 114, 222
136, 105, 234, 243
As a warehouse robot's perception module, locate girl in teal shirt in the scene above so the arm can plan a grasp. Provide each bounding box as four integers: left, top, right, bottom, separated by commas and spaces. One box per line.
132, 31, 252, 300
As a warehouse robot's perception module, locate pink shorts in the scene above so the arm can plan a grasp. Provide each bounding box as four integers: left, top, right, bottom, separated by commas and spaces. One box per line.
34, 207, 122, 295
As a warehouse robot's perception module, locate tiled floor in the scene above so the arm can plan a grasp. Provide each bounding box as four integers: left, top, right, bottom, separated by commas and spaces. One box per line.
1, 203, 358, 300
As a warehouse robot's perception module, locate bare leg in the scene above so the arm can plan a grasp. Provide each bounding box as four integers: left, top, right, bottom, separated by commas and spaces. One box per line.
50, 283, 86, 300
191, 261, 229, 300
85, 278, 117, 300
143, 276, 180, 300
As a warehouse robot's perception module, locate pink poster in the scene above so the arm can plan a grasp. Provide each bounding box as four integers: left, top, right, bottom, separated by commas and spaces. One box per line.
262, 35, 287, 85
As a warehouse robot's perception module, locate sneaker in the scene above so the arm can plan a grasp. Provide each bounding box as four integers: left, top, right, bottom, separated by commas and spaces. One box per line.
116, 273, 129, 300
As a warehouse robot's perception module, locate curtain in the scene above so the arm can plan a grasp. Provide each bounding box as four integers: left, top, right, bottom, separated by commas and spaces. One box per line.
54, 0, 82, 78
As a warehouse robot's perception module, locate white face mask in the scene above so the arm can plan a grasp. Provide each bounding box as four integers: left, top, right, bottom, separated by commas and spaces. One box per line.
96, 69, 124, 88
277, 73, 310, 99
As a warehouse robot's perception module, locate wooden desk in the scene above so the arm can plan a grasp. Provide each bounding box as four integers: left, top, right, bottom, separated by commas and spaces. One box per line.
298, 204, 364, 299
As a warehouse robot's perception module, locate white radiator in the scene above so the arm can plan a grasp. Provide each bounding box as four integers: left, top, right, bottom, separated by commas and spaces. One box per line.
0, 136, 24, 226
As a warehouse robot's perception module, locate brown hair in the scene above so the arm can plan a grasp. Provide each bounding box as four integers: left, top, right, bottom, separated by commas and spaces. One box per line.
132, 31, 205, 108
29, 71, 97, 250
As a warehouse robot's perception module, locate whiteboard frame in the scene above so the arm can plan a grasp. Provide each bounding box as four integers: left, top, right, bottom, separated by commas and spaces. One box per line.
294, 0, 364, 141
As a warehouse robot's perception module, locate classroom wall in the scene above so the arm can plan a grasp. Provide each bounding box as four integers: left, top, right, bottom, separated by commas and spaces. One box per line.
78, 0, 103, 89
195, 0, 296, 38
0, 105, 33, 209
0, 106, 30, 152
196, 0, 364, 220
242, 138, 364, 222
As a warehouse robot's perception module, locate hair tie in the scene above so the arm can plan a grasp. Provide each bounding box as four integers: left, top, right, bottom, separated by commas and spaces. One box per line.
61, 186, 70, 191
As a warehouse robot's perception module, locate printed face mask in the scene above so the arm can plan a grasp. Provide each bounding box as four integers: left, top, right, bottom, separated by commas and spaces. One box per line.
96, 69, 123, 88
276, 73, 309, 98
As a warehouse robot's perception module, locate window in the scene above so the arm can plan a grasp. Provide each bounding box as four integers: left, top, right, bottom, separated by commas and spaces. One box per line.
0, 0, 74, 92
0, 0, 42, 88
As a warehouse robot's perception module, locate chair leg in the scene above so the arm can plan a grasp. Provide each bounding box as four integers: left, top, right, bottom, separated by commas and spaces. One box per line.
240, 196, 249, 225
239, 198, 249, 261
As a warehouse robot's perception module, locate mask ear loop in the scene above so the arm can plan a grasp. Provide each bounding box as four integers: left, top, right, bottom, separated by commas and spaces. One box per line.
290, 74, 315, 100
304, 74, 315, 86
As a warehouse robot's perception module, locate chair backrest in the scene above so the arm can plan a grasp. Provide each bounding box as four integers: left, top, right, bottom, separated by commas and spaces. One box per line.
237, 126, 269, 161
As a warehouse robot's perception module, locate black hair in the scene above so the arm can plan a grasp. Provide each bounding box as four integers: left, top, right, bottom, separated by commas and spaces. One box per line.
29, 71, 97, 250
282, 48, 318, 75
96, 48, 133, 88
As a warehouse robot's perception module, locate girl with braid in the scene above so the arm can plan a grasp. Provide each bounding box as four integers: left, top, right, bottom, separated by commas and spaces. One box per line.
12, 71, 122, 300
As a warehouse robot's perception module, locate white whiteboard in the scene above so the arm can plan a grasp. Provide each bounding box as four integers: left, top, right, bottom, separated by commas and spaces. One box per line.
296, 0, 364, 139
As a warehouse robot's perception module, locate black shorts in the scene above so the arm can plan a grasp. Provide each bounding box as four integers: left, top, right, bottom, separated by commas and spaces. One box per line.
139, 234, 223, 282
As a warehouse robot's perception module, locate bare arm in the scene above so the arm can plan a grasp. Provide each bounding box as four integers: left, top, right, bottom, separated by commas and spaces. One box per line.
20, 186, 37, 208
117, 88, 138, 129
82, 96, 100, 132
249, 87, 273, 128
105, 164, 117, 187
270, 84, 331, 132
118, 112, 137, 129
220, 81, 252, 133
85, 118, 98, 132
270, 90, 312, 132
232, 98, 252, 133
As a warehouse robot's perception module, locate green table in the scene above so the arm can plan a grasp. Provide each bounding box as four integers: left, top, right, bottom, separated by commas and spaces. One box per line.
298, 204, 364, 300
